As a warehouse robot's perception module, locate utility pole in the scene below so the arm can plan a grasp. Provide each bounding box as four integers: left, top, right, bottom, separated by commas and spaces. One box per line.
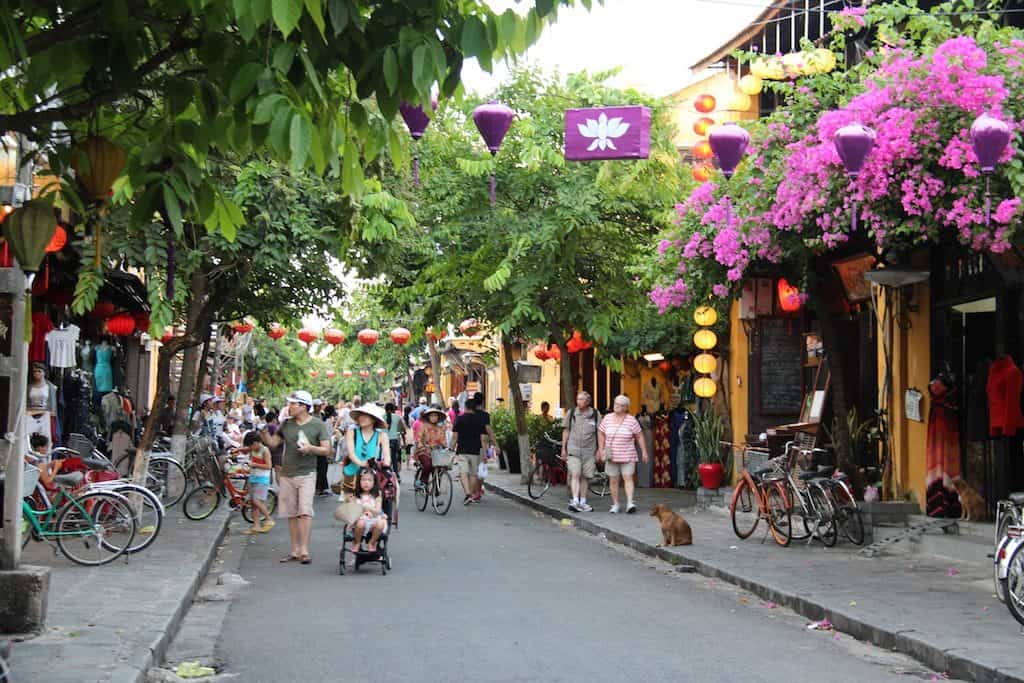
0, 265, 30, 569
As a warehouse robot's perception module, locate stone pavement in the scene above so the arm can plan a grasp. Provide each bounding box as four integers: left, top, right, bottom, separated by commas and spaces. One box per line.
9, 506, 230, 683
484, 471, 1024, 683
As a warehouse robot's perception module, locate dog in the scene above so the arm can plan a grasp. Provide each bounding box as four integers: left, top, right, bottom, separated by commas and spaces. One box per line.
650, 504, 693, 546
951, 477, 987, 522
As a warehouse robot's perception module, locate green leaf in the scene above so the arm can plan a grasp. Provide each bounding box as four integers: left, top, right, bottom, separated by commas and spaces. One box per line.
298, 51, 326, 101
304, 0, 326, 37
412, 43, 432, 94
162, 183, 183, 232
461, 16, 487, 57
383, 48, 399, 94
327, 0, 349, 36
165, 78, 193, 117
272, 42, 298, 72
229, 63, 264, 103
270, 107, 293, 157
341, 137, 364, 197
254, 93, 287, 124
272, 0, 303, 36
289, 114, 312, 170
535, 0, 555, 17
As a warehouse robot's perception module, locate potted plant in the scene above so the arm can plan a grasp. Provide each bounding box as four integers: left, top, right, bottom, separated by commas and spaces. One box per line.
693, 409, 726, 490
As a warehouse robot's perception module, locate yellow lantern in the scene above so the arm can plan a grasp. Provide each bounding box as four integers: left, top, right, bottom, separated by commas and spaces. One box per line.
727, 92, 752, 112
694, 377, 718, 398
805, 48, 837, 75
759, 55, 786, 80
693, 305, 718, 326
693, 329, 717, 350
693, 353, 717, 375
738, 74, 763, 96
749, 58, 770, 79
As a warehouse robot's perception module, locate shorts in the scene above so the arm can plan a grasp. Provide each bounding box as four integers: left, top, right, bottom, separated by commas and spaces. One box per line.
604, 460, 636, 478
456, 453, 481, 477
277, 474, 315, 518
567, 453, 596, 479
357, 515, 387, 536
250, 480, 270, 501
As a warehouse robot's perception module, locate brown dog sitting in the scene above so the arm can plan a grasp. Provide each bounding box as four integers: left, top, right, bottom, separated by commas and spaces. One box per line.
650, 503, 693, 547
951, 476, 987, 522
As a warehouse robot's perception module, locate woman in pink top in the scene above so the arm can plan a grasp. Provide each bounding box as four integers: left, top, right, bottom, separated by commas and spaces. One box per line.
597, 394, 649, 514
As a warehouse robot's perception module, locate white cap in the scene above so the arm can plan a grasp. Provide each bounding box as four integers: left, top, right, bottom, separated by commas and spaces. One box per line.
287, 390, 314, 408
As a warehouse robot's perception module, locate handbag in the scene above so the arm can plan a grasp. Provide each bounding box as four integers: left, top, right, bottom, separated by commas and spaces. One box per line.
603, 417, 628, 462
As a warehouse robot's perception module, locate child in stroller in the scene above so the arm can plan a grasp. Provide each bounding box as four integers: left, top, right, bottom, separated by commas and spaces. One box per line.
339, 467, 392, 574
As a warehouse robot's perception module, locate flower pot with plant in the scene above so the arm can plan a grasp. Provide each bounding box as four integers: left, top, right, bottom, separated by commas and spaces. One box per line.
693, 409, 727, 490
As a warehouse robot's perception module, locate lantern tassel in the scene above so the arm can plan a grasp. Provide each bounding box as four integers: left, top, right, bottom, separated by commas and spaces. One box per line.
413, 154, 420, 187
852, 199, 858, 232
490, 172, 496, 208
984, 175, 992, 227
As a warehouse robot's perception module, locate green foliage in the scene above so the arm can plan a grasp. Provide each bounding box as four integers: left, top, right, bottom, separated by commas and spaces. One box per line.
692, 409, 725, 465
489, 407, 562, 460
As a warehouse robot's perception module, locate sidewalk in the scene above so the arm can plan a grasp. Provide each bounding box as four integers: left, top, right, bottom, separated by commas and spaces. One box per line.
9, 506, 230, 683
484, 472, 1023, 683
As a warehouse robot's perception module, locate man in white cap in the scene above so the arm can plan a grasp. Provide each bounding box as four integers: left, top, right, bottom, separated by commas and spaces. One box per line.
260, 389, 332, 565
410, 396, 428, 422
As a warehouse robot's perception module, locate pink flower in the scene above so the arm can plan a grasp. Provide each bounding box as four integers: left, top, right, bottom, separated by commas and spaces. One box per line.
712, 283, 730, 298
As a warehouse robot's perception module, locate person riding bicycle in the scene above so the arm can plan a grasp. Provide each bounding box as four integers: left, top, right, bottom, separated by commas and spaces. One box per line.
414, 406, 448, 490
562, 391, 600, 513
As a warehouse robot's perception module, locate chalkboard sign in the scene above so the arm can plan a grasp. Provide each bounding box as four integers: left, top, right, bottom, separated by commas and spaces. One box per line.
758, 318, 803, 415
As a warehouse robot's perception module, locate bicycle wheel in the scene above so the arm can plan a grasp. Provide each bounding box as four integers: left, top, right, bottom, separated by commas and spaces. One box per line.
766, 482, 792, 547
730, 478, 759, 539
786, 483, 813, 542
832, 482, 864, 546
114, 452, 133, 477
431, 470, 453, 516
149, 457, 187, 508
809, 483, 838, 547
995, 513, 1015, 603
241, 491, 277, 524
56, 492, 136, 566
183, 484, 221, 521
588, 472, 609, 498
527, 463, 551, 500
414, 470, 429, 511
111, 485, 163, 554
1003, 542, 1024, 627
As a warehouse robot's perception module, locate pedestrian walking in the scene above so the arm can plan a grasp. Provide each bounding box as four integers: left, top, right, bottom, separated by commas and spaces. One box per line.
260, 390, 332, 565
242, 432, 275, 535
562, 391, 600, 512
314, 398, 332, 496
384, 403, 406, 476
451, 397, 490, 505
597, 394, 649, 514
403, 405, 415, 469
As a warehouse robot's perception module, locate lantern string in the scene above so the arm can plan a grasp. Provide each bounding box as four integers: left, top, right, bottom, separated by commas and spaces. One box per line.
851, 198, 857, 233
984, 175, 992, 227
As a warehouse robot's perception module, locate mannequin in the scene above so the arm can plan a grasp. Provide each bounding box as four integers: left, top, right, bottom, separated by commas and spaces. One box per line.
80, 339, 95, 373
925, 372, 962, 518
987, 354, 1024, 437
642, 377, 661, 414
94, 338, 115, 395
636, 405, 654, 488
25, 362, 57, 451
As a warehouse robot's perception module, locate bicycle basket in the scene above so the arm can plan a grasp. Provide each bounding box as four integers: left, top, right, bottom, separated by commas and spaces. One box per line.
430, 448, 453, 467
534, 438, 560, 466
195, 449, 223, 484
23, 464, 40, 494
67, 433, 95, 461
742, 447, 770, 473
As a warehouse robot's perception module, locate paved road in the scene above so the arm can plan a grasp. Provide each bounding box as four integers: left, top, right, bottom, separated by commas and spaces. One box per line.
215, 480, 951, 682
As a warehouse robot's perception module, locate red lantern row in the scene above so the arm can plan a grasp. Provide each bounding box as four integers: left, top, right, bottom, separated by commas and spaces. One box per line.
269, 323, 444, 346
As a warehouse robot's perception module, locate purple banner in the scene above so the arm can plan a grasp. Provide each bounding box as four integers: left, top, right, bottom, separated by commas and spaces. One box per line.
564, 106, 651, 161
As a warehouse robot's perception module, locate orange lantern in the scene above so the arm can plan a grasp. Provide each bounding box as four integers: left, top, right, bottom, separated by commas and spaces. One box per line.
547, 344, 561, 362
326, 370, 337, 379
357, 328, 379, 346
777, 277, 803, 313
693, 353, 717, 375
693, 140, 713, 160
694, 377, 718, 398
131, 311, 150, 333
324, 328, 346, 346
376, 367, 387, 377
694, 329, 718, 350
297, 328, 318, 345
44, 225, 67, 253
390, 327, 411, 345
161, 330, 175, 344
532, 344, 549, 362
658, 360, 672, 374
106, 313, 136, 336
309, 370, 319, 378
693, 117, 715, 137
232, 321, 253, 334
695, 94, 717, 113
359, 369, 370, 379
693, 305, 718, 327
343, 370, 353, 378
268, 323, 286, 341
692, 165, 712, 182
459, 318, 479, 336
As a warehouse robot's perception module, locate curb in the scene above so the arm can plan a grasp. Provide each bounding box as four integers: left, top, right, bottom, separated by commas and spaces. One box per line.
484, 480, 1021, 683
133, 511, 232, 683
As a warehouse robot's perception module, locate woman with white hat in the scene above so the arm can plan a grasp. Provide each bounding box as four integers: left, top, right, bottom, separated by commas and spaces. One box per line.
342, 403, 391, 497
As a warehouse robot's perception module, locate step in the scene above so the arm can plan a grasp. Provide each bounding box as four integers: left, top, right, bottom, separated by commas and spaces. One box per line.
914, 530, 992, 568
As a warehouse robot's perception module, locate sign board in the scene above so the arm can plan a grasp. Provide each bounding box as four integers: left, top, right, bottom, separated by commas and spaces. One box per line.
519, 384, 533, 402
564, 106, 651, 161
514, 362, 542, 384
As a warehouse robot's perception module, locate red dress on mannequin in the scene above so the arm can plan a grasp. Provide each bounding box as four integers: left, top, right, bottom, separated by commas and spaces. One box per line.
987, 356, 1024, 437
925, 378, 961, 518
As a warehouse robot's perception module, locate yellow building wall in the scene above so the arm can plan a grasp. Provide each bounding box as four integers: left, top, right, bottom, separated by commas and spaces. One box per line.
727, 300, 750, 450
668, 70, 760, 150
487, 341, 564, 416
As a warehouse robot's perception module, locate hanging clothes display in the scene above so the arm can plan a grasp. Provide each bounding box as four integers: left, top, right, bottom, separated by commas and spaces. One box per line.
45, 324, 80, 368
94, 341, 114, 395
29, 312, 54, 363
987, 355, 1024, 437
925, 375, 962, 518
669, 407, 685, 486
678, 410, 698, 488
636, 411, 654, 487
652, 413, 672, 487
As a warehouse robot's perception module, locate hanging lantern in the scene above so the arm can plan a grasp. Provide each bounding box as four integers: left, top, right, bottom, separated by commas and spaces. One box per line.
738, 74, 763, 96
390, 327, 411, 345
693, 140, 713, 160
131, 311, 151, 333
693, 329, 718, 350
326, 370, 337, 379
88, 300, 116, 319
532, 344, 550, 362
399, 100, 437, 186
694, 377, 718, 398
44, 225, 67, 253
297, 328, 318, 345
709, 123, 751, 179
693, 117, 715, 137
472, 100, 515, 207
806, 48, 837, 75
1, 201, 58, 273
71, 136, 126, 200
343, 370, 353, 378
459, 318, 480, 336
727, 92, 752, 112
777, 278, 803, 313
357, 328, 379, 346
161, 330, 176, 344
693, 353, 717, 375
359, 369, 371, 379
268, 323, 286, 341
106, 313, 136, 336
694, 94, 716, 113
971, 113, 1011, 172
309, 370, 319, 378
692, 165, 712, 183
658, 360, 672, 374
547, 344, 561, 362
231, 321, 253, 334
834, 123, 876, 231
324, 328, 346, 346
426, 326, 447, 343
376, 367, 387, 377
693, 305, 718, 327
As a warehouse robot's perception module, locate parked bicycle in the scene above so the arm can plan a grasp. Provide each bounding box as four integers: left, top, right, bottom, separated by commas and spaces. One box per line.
994, 494, 1024, 622
66, 433, 186, 508
528, 432, 609, 501
818, 465, 865, 546
780, 443, 839, 547
728, 446, 791, 547
181, 455, 278, 523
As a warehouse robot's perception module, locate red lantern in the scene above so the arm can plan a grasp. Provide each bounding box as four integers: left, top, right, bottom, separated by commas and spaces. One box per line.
777, 277, 803, 313
459, 318, 479, 336
532, 344, 549, 362
658, 360, 672, 374
309, 370, 319, 378
692, 165, 712, 182
106, 312, 136, 336
693, 140, 713, 160
231, 321, 253, 334
268, 323, 286, 341
695, 94, 717, 113
297, 328, 318, 345
324, 328, 346, 346
357, 328, 379, 346
88, 300, 115, 319
343, 370, 353, 378
376, 367, 387, 377
161, 330, 175, 344
390, 327, 411, 345
567, 330, 592, 353
359, 369, 370, 379
45, 226, 67, 253
131, 311, 150, 333
426, 326, 448, 343
693, 117, 715, 137
547, 344, 561, 362
326, 370, 337, 379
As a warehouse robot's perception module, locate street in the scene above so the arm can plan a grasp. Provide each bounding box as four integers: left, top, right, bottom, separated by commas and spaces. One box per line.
212, 480, 948, 682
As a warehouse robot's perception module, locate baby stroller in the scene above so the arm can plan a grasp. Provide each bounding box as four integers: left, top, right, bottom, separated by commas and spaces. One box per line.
338, 463, 395, 576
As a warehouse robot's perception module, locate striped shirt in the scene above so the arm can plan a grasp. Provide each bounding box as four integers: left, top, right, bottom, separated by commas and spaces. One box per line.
599, 413, 641, 463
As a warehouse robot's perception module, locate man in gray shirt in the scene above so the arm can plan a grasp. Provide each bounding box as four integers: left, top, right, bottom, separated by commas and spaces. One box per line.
561, 391, 600, 512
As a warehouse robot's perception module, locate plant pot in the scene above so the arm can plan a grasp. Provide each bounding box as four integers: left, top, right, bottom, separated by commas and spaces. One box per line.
698, 462, 724, 490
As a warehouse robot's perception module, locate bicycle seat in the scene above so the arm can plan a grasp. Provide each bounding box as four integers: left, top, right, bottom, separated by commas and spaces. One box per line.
1009, 492, 1024, 506
816, 465, 836, 479
53, 471, 84, 487
798, 470, 824, 481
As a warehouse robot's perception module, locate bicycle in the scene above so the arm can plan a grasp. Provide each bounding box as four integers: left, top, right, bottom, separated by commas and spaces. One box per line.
819, 466, 865, 546
994, 495, 1024, 605
181, 456, 278, 523
728, 447, 791, 547
67, 433, 187, 508
19, 465, 138, 566
528, 434, 566, 500
414, 449, 454, 515
781, 443, 839, 547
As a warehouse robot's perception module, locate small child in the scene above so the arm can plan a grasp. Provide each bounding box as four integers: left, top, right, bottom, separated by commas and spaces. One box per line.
242, 432, 275, 535
351, 468, 387, 553
26, 433, 64, 489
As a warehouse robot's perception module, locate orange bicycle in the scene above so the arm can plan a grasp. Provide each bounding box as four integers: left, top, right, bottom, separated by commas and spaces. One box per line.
728, 446, 791, 547
182, 457, 277, 523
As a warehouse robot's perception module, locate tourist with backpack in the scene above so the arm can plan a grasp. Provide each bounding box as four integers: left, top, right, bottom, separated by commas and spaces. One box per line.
561, 391, 600, 512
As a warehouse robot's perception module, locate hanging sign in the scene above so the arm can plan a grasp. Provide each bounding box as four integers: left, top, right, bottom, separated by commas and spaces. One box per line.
564, 106, 651, 161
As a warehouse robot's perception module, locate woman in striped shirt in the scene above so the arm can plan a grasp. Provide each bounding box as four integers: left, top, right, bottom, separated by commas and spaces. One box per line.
597, 394, 650, 514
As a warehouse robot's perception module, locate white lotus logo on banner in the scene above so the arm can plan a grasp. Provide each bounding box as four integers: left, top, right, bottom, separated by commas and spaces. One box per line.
577, 112, 630, 151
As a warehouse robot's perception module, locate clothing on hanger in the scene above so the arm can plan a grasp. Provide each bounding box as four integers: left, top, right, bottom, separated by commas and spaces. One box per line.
45, 323, 80, 368
987, 356, 1024, 437
29, 312, 54, 363
94, 342, 114, 393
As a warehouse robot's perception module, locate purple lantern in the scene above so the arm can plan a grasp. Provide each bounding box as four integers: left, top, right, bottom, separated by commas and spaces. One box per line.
400, 100, 437, 186
834, 123, 876, 232
971, 113, 1012, 226
708, 123, 750, 179
472, 100, 515, 206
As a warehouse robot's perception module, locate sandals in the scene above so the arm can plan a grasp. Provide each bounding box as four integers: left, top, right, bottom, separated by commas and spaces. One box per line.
279, 554, 300, 563
300, 555, 312, 565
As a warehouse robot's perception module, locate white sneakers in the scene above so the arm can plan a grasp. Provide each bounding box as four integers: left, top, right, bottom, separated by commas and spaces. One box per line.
609, 504, 620, 514
577, 501, 593, 512
569, 499, 594, 513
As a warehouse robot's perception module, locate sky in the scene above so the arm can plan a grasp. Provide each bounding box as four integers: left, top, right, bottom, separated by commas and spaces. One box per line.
461, 0, 772, 97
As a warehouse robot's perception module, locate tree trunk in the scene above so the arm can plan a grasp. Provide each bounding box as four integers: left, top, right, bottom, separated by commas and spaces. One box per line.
426, 337, 445, 405
550, 326, 574, 412
192, 328, 213, 413
501, 337, 532, 484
